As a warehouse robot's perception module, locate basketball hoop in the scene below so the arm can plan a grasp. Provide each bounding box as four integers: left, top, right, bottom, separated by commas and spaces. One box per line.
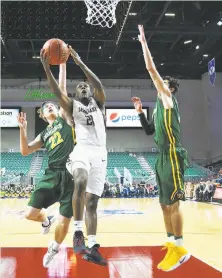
84, 0, 120, 28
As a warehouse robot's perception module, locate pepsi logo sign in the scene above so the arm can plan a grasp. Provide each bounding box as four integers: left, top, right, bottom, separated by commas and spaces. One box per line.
106, 109, 147, 128
110, 113, 120, 123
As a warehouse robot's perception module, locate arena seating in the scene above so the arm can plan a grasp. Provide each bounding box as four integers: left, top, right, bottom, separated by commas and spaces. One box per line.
0, 152, 33, 182
107, 152, 149, 180
0, 152, 213, 185
36, 156, 48, 177
142, 152, 212, 180
142, 152, 157, 170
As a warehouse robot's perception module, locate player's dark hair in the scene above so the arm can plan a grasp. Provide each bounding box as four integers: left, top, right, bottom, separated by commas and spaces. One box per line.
163, 76, 180, 94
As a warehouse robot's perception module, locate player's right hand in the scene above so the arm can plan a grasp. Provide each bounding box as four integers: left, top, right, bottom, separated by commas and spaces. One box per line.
17, 112, 27, 129
69, 46, 82, 65
40, 49, 50, 70
131, 97, 143, 113
138, 25, 146, 44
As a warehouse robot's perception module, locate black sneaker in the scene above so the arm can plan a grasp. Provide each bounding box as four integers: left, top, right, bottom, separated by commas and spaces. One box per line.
73, 231, 86, 254
82, 244, 107, 266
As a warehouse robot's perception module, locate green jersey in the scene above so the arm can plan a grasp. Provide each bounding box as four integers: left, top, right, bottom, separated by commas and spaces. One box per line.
40, 116, 75, 168
153, 95, 181, 148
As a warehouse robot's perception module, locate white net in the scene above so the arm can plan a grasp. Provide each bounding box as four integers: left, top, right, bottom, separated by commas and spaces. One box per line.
84, 0, 120, 28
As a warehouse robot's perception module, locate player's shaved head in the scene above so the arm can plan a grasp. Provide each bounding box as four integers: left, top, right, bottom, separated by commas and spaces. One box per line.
76, 81, 91, 103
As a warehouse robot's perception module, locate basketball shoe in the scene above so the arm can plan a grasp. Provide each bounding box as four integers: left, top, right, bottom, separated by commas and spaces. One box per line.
42, 215, 56, 235
43, 242, 59, 268
82, 244, 107, 266
73, 231, 87, 254
157, 242, 175, 270
161, 245, 191, 272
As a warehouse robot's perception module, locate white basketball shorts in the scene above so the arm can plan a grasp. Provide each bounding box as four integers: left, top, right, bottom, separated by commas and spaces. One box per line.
66, 145, 107, 197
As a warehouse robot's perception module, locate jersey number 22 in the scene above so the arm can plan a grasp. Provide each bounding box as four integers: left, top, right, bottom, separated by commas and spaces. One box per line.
49, 131, 64, 150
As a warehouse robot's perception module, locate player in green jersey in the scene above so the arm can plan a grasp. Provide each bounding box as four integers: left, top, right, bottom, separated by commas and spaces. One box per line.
18, 64, 75, 268
132, 25, 191, 272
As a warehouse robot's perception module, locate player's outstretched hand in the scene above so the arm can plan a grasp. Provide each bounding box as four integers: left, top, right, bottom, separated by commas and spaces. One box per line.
40, 49, 50, 70
17, 112, 27, 129
131, 97, 143, 113
138, 25, 146, 44
69, 46, 81, 65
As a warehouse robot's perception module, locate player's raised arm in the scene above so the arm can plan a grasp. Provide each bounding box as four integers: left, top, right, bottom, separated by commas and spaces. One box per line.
59, 63, 67, 95
138, 25, 171, 98
40, 49, 73, 117
69, 46, 106, 106
17, 112, 43, 156
58, 63, 74, 125
131, 97, 155, 135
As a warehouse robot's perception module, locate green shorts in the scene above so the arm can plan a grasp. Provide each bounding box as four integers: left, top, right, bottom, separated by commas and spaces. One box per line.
155, 147, 188, 205
28, 168, 74, 218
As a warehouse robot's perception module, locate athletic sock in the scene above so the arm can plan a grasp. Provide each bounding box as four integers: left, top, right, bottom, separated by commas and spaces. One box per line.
167, 233, 175, 243
42, 217, 50, 227
74, 221, 83, 232
174, 236, 183, 246
88, 235, 97, 248
51, 240, 60, 251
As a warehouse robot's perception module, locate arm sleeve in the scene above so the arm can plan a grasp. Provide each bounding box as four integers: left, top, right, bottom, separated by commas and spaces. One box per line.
138, 112, 155, 135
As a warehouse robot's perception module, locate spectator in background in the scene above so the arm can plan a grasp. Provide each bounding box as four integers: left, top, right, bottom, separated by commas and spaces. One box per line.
216, 169, 222, 184
203, 181, 214, 202
190, 183, 195, 199
185, 182, 195, 199
0, 168, 6, 176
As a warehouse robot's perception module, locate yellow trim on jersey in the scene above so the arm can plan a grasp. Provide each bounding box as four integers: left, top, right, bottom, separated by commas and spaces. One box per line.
168, 109, 183, 192
72, 127, 77, 145
164, 109, 177, 199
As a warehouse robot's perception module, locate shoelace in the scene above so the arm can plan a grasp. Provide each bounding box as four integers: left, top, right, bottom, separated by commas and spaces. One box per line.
161, 243, 175, 251
74, 234, 87, 247
45, 247, 57, 264
48, 246, 58, 256
90, 245, 101, 256
161, 243, 175, 261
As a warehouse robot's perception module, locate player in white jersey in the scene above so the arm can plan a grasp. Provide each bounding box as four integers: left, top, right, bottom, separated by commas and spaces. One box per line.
40, 46, 107, 266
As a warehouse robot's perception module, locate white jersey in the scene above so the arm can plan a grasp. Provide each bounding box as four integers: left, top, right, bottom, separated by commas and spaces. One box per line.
73, 98, 106, 147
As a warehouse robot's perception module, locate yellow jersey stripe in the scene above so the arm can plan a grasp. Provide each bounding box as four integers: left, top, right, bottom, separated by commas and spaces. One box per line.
72, 127, 77, 145
168, 109, 183, 192
164, 109, 177, 198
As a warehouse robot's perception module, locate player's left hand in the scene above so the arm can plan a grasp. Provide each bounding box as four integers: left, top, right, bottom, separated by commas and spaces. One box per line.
40, 49, 50, 70
69, 46, 82, 65
131, 96, 143, 113
138, 25, 146, 44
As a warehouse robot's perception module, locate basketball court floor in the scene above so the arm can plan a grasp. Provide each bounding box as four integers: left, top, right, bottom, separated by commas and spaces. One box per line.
1, 198, 222, 277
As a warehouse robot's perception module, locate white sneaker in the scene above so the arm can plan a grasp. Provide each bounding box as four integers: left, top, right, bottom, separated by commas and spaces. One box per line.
41, 216, 56, 235
43, 243, 59, 268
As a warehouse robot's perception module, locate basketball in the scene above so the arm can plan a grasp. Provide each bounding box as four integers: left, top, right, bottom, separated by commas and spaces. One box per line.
42, 38, 69, 65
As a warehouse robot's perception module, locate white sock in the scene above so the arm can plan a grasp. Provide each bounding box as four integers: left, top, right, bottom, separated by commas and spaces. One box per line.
74, 221, 83, 231
168, 235, 175, 243
42, 217, 50, 227
51, 240, 60, 251
175, 238, 183, 246
88, 235, 97, 248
